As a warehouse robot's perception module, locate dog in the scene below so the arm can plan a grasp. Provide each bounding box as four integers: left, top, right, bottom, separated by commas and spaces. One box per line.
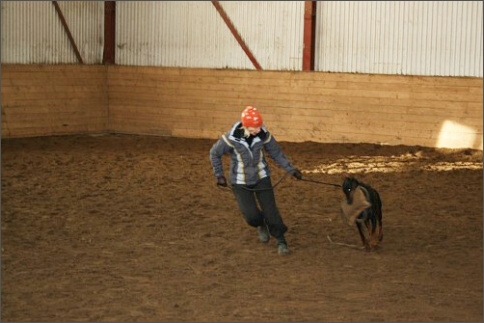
340, 174, 383, 251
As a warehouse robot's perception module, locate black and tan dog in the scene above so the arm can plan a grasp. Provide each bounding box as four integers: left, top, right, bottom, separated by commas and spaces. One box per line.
340, 175, 383, 251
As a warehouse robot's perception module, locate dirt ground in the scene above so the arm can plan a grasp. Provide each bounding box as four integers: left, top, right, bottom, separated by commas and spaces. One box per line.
1, 133, 482, 322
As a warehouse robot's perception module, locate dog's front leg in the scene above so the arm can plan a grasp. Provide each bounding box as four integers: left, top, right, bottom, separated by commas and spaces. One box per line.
356, 222, 371, 251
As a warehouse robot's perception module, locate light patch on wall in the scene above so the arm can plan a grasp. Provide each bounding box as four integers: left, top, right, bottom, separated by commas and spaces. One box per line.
436, 120, 481, 150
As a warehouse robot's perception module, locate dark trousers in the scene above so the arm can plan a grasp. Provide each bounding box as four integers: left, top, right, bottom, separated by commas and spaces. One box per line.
231, 177, 288, 239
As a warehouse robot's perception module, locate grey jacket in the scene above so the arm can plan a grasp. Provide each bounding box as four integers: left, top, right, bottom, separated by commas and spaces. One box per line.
209, 122, 297, 185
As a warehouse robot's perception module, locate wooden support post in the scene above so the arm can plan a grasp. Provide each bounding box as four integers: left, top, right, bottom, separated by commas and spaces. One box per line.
52, 1, 84, 64
212, 1, 262, 70
303, 1, 316, 71
103, 1, 116, 65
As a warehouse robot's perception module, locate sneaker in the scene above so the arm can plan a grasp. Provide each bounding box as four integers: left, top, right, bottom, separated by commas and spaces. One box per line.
276, 237, 290, 255
257, 223, 270, 243
277, 242, 290, 255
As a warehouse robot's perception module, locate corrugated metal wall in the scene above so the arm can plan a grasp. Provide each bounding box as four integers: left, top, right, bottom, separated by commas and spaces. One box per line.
316, 1, 483, 77
1, 1, 104, 64
116, 1, 304, 70
1, 1, 482, 77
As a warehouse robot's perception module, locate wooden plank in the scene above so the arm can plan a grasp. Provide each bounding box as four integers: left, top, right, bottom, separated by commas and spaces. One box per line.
109, 97, 482, 122
1, 64, 108, 138
2, 64, 482, 149
109, 65, 482, 86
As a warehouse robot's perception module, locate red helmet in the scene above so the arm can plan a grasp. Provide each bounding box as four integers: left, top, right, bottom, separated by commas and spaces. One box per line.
241, 106, 263, 128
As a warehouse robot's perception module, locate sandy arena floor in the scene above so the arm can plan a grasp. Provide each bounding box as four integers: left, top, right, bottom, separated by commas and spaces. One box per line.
1, 134, 482, 321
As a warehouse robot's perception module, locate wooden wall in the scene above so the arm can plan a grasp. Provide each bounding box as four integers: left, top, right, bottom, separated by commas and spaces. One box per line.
1, 65, 108, 138
2, 64, 482, 150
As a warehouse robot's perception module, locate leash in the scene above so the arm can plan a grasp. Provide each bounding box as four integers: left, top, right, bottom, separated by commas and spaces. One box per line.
218, 172, 341, 192
299, 178, 342, 188
232, 172, 291, 192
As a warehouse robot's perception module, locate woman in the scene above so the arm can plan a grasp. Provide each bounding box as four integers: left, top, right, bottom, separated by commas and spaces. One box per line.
209, 106, 302, 255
